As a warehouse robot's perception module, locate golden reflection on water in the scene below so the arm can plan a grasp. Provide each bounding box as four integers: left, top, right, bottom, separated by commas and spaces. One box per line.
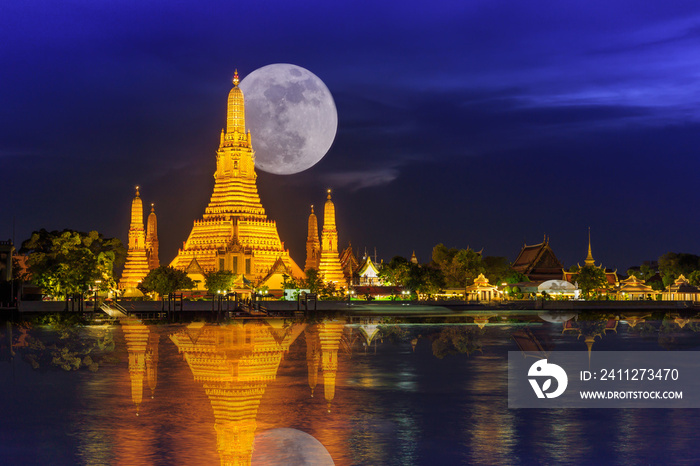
6, 311, 700, 465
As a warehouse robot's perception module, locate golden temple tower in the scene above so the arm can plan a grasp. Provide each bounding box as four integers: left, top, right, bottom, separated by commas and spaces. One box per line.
584, 227, 595, 267
318, 320, 345, 412
318, 190, 346, 285
145, 203, 159, 270
119, 186, 151, 294
170, 321, 306, 466
170, 70, 303, 282
305, 205, 321, 271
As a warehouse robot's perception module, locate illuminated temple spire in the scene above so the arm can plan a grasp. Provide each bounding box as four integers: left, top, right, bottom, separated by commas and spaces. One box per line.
170, 70, 303, 281
584, 227, 595, 267
305, 205, 321, 271
318, 190, 346, 285
145, 204, 159, 270
227, 70, 245, 135
119, 186, 150, 294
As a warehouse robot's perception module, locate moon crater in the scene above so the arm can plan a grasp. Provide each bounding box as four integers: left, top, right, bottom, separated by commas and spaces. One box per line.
240, 64, 338, 175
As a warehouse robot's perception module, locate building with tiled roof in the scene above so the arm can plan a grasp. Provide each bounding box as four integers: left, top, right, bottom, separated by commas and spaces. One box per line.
512, 237, 564, 281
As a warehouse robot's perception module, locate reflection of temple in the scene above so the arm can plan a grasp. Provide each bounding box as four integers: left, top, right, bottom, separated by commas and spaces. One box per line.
121, 318, 150, 414
305, 325, 321, 397
169, 71, 303, 282
318, 320, 345, 411
145, 333, 159, 398
170, 321, 306, 465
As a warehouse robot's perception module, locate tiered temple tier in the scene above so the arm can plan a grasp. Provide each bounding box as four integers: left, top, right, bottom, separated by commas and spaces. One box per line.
170, 217, 291, 275
119, 250, 150, 290
204, 180, 266, 218
318, 248, 346, 284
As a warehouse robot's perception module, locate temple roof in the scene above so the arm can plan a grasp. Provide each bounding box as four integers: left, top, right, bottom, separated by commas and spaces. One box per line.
512, 239, 564, 281
261, 257, 293, 284
357, 256, 380, 277
339, 243, 359, 274
186, 257, 205, 274
619, 275, 653, 293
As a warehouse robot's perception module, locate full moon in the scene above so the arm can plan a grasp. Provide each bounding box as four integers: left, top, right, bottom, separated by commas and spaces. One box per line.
239, 64, 338, 175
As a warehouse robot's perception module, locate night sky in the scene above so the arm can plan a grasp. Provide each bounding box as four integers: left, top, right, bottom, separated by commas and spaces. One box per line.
3, 0, 700, 272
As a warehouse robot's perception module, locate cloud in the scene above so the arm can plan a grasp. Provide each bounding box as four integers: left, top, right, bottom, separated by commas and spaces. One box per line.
324, 167, 400, 191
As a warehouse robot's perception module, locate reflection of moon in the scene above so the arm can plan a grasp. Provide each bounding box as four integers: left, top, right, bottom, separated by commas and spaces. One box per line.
252, 428, 334, 465
538, 312, 577, 324
239, 64, 338, 175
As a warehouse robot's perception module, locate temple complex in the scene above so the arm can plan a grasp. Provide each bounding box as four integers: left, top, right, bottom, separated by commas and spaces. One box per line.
119, 187, 152, 295
305, 205, 321, 271
145, 204, 159, 270
169, 71, 303, 283
317, 190, 346, 285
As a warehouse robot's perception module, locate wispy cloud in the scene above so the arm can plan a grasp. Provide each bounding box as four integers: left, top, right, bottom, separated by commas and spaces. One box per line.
324, 167, 400, 191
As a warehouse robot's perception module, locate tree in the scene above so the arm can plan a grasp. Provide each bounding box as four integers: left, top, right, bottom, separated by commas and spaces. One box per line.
498, 270, 529, 285
204, 270, 237, 294
282, 273, 298, 291
658, 252, 700, 287
300, 268, 324, 293
431, 327, 482, 359
415, 265, 445, 298
431, 244, 483, 288
571, 266, 608, 299
482, 256, 511, 285
139, 266, 194, 299
20, 229, 125, 299
627, 264, 656, 281
688, 270, 700, 287
379, 256, 413, 287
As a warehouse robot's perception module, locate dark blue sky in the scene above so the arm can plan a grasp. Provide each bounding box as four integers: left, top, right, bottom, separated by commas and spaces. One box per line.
3, 0, 700, 271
